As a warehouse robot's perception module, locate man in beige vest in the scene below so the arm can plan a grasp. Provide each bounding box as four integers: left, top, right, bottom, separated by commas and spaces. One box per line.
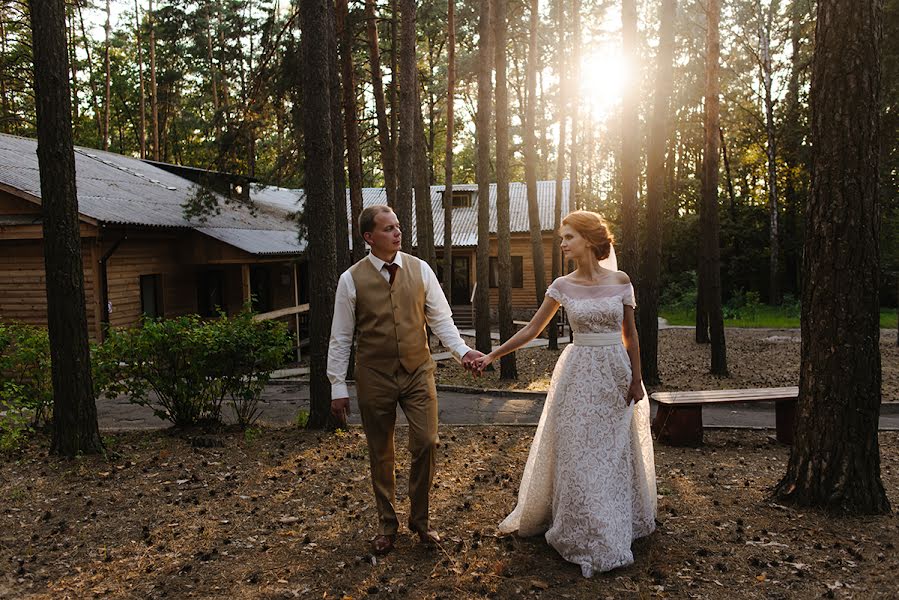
327, 205, 483, 555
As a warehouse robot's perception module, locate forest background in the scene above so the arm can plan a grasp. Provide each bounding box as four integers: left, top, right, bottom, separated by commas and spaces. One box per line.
1, 0, 897, 316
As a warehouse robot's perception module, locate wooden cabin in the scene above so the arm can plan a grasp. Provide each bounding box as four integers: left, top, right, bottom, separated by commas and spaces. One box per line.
0, 134, 307, 342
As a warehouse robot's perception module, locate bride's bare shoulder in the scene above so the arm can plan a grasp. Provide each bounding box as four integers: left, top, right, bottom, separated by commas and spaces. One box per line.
612, 271, 631, 284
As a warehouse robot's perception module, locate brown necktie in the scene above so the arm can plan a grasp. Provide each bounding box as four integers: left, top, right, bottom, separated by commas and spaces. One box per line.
385, 263, 399, 285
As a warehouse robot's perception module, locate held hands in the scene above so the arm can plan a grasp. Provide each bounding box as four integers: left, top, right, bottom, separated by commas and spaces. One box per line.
625, 379, 644, 406
469, 353, 495, 374
461, 350, 486, 377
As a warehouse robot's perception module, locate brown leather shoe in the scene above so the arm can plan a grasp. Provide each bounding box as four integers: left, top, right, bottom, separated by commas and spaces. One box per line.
372, 534, 396, 555
414, 530, 441, 545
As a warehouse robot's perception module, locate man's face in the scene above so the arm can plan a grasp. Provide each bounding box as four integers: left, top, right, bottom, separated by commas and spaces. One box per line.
364, 210, 402, 256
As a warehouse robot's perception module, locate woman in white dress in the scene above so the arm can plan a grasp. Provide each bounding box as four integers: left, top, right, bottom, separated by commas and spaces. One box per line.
472, 210, 656, 577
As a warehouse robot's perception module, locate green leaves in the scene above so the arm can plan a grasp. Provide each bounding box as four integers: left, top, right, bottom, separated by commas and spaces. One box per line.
94, 312, 291, 428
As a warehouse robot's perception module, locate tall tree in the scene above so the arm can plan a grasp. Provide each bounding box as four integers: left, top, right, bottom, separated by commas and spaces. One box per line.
103, 0, 111, 151
395, 0, 415, 253
638, 0, 676, 386
337, 0, 365, 263
135, 0, 147, 159
474, 0, 493, 355
774, 0, 889, 513
327, 0, 350, 273
148, 0, 159, 160
300, 0, 338, 429
364, 0, 397, 207
414, 97, 436, 266
495, 0, 516, 379
758, 0, 781, 304
442, 0, 455, 295
29, 0, 103, 457
525, 0, 547, 311
568, 0, 580, 209
619, 0, 639, 275
700, 0, 728, 375
548, 0, 567, 351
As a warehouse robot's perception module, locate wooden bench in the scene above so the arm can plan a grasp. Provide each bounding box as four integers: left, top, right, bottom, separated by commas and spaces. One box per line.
650, 386, 798, 446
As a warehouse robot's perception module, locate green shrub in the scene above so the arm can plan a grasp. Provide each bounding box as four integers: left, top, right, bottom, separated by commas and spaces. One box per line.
94, 312, 290, 429
206, 312, 292, 428
0, 322, 53, 451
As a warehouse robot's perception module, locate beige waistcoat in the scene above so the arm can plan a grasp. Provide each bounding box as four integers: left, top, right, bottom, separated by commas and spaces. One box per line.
350, 252, 430, 374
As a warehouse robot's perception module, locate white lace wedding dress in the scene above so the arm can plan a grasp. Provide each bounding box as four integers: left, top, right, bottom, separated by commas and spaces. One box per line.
498, 277, 657, 577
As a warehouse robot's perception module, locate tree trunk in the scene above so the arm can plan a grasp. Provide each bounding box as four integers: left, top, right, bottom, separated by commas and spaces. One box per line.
103, 0, 110, 150
719, 127, 736, 218
327, 0, 351, 273
568, 0, 580, 210
442, 0, 455, 295
389, 0, 399, 194
337, 0, 365, 263
548, 0, 567, 351
783, 0, 804, 297
364, 0, 397, 208
299, 0, 339, 430
619, 0, 639, 276
701, 0, 727, 375
135, 0, 147, 158
638, 0, 676, 387
494, 0, 516, 379
474, 0, 493, 356
525, 0, 547, 310
414, 98, 436, 266
29, 0, 103, 457
759, 0, 781, 305
774, 0, 889, 514
395, 0, 415, 254
148, 0, 159, 161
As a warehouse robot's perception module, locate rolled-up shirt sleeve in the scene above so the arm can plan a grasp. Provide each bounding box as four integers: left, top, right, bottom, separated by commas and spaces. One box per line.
327, 271, 356, 399
421, 261, 472, 361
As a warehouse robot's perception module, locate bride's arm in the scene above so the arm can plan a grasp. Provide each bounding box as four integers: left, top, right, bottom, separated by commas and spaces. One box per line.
472, 296, 560, 370
622, 305, 644, 404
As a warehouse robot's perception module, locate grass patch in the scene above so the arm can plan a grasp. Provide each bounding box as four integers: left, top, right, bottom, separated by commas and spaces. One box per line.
660, 307, 898, 329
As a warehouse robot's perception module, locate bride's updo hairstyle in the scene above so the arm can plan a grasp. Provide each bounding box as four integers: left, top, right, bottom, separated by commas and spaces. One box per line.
561, 211, 614, 261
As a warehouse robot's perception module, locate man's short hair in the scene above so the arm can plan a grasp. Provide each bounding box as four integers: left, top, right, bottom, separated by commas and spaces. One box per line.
359, 205, 395, 236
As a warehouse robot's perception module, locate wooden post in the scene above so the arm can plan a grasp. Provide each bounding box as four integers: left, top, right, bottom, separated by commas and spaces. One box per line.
293, 262, 301, 361
241, 264, 251, 308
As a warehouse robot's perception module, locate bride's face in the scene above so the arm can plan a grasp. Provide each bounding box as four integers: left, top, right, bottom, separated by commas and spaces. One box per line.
560, 225, 589, 261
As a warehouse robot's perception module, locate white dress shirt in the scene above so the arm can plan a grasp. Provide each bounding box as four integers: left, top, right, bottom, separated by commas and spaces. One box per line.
327, 252, 473, 399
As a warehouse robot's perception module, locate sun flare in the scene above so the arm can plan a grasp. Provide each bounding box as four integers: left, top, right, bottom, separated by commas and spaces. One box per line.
578, 46, 630, 120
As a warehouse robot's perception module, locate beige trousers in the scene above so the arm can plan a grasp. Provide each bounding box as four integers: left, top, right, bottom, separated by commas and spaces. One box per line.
354, 360, 439, 536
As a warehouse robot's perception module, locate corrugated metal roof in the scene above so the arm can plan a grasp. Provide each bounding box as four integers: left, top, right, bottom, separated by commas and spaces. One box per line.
250, 180, 571, 249
0, 134, 301, 256
196, 227, 306, 255
0, 133, 571, 255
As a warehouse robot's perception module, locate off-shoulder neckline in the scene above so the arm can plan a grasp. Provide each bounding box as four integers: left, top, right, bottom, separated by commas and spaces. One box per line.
557, 277, 631, 288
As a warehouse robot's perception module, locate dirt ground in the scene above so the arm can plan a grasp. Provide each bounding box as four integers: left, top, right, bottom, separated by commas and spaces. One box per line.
2, 328, 898, 599
1, 427, 897, 599
435, 328, 899, 403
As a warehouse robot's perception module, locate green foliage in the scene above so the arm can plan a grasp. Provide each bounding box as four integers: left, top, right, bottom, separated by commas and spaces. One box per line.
0, 322, 53, 451
294, 409, 309, 429
94, 312, 290, 428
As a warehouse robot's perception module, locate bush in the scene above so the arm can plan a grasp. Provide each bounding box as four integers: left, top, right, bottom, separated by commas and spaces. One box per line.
206, 312, 292, 428
0, 322, 53, 451
94, 312, 291, 428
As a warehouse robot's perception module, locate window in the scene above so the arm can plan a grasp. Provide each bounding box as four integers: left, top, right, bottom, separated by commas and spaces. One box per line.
140, 274, 164, 319
444, 190, 473, 208
489, 256, 524, 288
197, 270, 225, 317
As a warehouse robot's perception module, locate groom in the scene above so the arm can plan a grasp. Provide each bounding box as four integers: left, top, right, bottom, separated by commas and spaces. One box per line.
327, 205, 484, 555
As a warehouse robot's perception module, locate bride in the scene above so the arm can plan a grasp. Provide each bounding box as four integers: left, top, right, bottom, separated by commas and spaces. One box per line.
472, 210, 657, 577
